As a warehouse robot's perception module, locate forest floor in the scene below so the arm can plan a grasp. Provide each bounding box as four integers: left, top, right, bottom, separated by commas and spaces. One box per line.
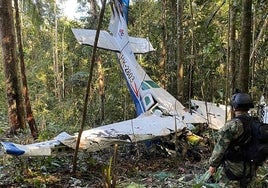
0, 129, 267, 188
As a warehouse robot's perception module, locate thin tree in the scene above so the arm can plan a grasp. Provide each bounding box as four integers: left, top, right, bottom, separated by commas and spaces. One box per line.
61, 25, 66, 99
72, 0, 107, 174
89, 0, 98, 21
14, 0, 38, 139
229, 0, 238, 95
53, 0, 61, 100
238, 0, 252, 92
250, 14, 268, 61
89, 0, 104, 124
0, 0, 25, 133
250, 13, 268, 90
97, 57, 105, 124
188, 0, 195, 102
176, 0, 184, 103
159, 0, 167, 89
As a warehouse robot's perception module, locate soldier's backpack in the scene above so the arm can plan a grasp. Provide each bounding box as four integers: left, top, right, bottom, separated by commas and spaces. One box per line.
225, 115, 268, 166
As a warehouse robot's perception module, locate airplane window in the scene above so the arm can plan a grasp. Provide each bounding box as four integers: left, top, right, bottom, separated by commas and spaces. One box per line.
144, 96, 151, 105
144, 80, 160, 88
141, 82, 150, 90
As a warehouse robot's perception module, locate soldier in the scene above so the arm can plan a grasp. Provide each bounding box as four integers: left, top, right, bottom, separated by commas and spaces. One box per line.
208, 92, 257, 188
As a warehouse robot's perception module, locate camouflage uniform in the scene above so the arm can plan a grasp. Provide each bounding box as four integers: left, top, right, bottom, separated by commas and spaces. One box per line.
209, 112, 256, 187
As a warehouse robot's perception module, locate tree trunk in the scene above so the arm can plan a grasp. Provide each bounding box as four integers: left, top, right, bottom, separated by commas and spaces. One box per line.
72, 0, 107, 174
238, 0, 252, 93
159, 0, 167, 89
250, 13, 268, 90
61, 26, 66, 99
14, 0, 38, 139
229, 0, 238, 94
188, 0, 195, 102
89, 0, 98, 21
97, 57, 105, 124
176, 0, 184, 103
0, 0, 25, 133
53, 1, 61, 100
250, 14, 268, 61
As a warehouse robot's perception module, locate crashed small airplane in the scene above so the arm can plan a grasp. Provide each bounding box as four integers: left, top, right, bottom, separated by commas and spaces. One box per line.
0, 0, 228, 157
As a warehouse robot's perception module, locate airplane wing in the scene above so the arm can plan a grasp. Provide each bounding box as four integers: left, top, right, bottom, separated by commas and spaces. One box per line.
72, 29, 120, 52
72, 28, 154, 54
129, 36, 155, 54
0, 113, 187, 156
191, 100, 231, 130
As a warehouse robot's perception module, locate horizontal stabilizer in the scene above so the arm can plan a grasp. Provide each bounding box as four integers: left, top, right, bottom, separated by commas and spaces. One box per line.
129, 36, 155, 53
72, 28, 120, 52
72, 28, 154, 54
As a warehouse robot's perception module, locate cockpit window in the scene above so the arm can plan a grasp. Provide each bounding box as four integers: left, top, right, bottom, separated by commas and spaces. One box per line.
145, 80, 159, 88
141, 80, 160, 90
141, 82, 150, 90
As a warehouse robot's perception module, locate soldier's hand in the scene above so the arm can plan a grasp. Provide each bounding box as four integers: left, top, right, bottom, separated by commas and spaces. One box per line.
208, 166, 216, 175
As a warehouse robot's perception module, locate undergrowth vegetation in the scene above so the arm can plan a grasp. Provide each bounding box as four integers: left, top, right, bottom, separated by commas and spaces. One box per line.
1, 120, 268, 187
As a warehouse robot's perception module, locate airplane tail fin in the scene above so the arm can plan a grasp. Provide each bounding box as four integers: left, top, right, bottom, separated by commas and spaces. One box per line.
121, 0, 129, 23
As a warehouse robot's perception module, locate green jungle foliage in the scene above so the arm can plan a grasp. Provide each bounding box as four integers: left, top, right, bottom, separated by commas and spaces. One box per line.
0, 0, 267, 140
1, 1, 268, 187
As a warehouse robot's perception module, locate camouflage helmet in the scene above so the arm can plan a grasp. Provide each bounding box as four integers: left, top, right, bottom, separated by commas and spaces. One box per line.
231, 92, 254, 110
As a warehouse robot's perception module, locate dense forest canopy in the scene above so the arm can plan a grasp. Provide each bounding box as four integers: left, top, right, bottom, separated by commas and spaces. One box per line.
0, 0, 267, 136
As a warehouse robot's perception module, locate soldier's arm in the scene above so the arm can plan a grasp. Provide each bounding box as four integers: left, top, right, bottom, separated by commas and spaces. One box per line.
209, 119, 243, 168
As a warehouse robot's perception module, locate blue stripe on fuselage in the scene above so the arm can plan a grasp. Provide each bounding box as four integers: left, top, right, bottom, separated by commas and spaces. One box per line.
125, 77, 145, 116
117, 53, 145, 116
